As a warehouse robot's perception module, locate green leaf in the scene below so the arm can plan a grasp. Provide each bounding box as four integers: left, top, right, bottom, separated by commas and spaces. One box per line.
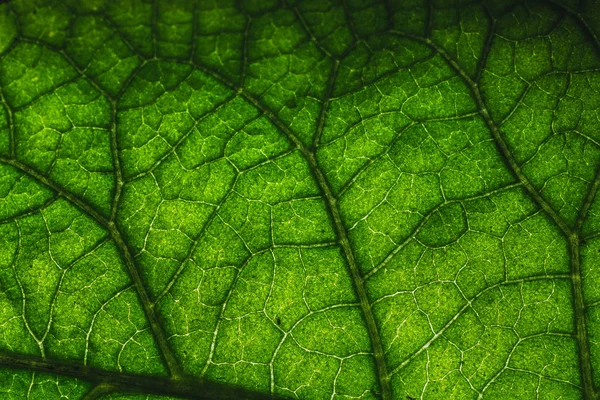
1, 0, 600, 399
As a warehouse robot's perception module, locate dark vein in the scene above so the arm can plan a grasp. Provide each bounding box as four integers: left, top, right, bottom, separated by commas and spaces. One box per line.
240, 12, 252, 86
474, 5, 495, 84
548, 0, 600, 59
0, 156, 183, 379
167, 58, 393, 399
0, 352, 290, 400
389, 28, 598, 400
3, 2, 596, 398
569, 232, 596, 399
8, 25, 391, 394
389, 274, 572, 376
550, 2, 600, 397
15, 38, 125, 224
546, 3, 600, 396
16, 37, 186, 378
424, 0, 433, 38
383, 0, 394, 30
0, 157, 109, 224
549, 0, 600, 234
365, 182, 524, 280
0, 195, 57, 225
243, 92, 393, 400
341, 0, 359, 42
0, 13, 17, 60
332, 110, 480, 197
108, 219, 184, 378
103, 16, 144, 58
10, 71, 83, 112
578, 166, 600, 233
390, 31, 572, 236
291, 5, 335, 60
326, 50, 438, 102
124, 93, 238, 183
0, 86, 15, 157
108, 98, 124, 222
312, 59, 339, 149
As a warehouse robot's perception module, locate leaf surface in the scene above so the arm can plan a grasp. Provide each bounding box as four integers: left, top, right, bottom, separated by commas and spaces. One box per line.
1, 0, 600, 399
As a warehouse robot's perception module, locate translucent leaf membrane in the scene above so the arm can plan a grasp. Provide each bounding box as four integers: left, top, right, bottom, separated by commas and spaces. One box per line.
0, 0, 600, 399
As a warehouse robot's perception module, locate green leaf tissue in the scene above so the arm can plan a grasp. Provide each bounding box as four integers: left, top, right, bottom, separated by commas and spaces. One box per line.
0, 0, 600, 399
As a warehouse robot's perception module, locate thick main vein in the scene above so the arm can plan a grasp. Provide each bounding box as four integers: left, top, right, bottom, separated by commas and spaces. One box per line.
390, 32, 572, 235
244, 85, 394, 400
173, 59, 393, 399
389, 29, 597, 399
555, 3, 600, 397
7, 36, 185, 379
0, 352, 289, 400
0, 156, 183, 379
549, 0, 600, 236
8, 30, 393, 397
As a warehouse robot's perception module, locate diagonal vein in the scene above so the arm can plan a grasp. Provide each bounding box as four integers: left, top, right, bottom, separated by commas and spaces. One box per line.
4, 2, 598, 398
5, 37, 187, 379
0, 351, 290, 400
389, 27, 597, 399
0, 86, 15, 157
390, 31, 573, 236
549, 2, 600, 398
174, 59, 393, 400
390, 274, 572, 376
243, 89, 394, 400
549, 0, 600, 236
0, 156, 184, 379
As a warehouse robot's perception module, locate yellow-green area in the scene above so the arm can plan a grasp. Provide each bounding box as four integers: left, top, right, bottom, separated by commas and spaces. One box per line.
1, 0, 600, 399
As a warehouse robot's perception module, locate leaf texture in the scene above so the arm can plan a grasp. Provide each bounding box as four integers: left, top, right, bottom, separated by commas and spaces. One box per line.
1, 0, 600, 399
